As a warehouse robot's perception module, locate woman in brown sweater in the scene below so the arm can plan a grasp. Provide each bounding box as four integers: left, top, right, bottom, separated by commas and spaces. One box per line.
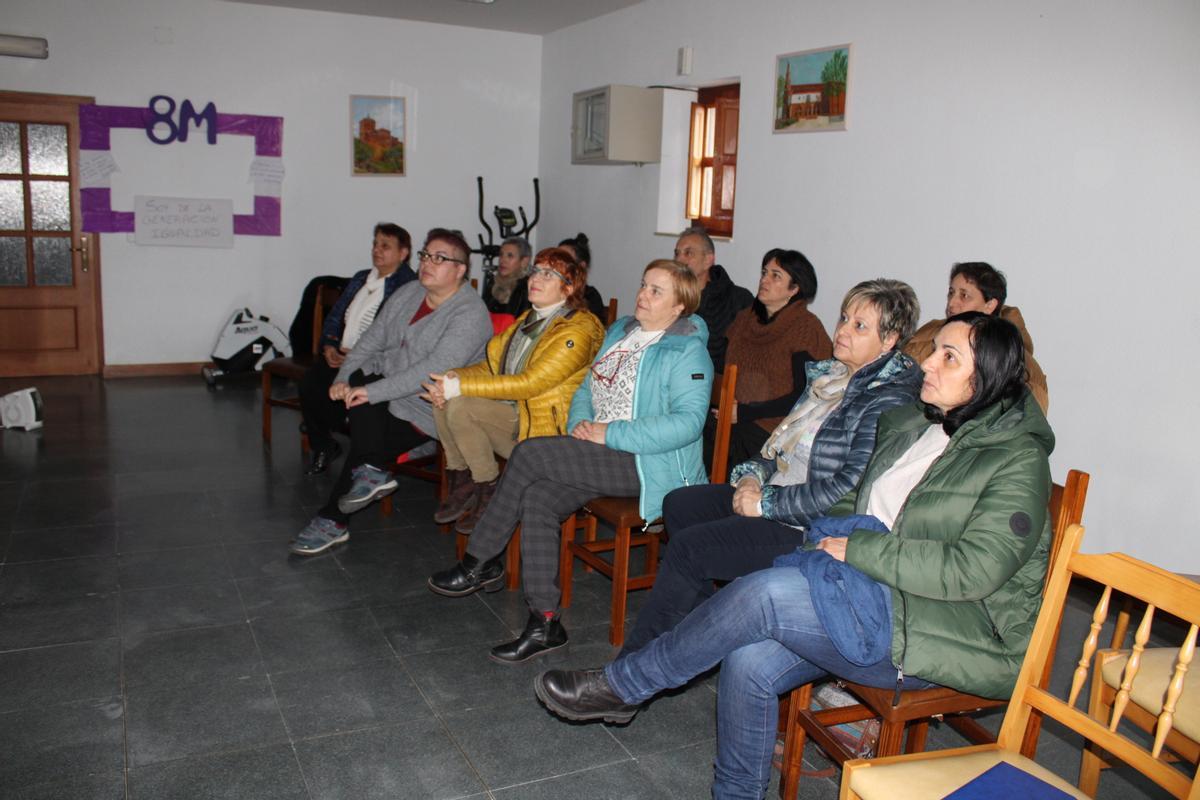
709, 249, 833, 476
904, 262, 1049, 413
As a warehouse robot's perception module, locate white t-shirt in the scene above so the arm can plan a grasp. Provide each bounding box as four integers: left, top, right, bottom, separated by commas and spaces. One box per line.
864, 424, 951, 530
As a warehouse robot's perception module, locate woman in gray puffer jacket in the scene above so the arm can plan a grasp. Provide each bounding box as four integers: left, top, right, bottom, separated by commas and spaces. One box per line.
619, 279, 922, 656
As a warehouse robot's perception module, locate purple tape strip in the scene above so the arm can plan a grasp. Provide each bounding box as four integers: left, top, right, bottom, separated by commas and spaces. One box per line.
79, 103, 283, 235
234, 196, 281, 236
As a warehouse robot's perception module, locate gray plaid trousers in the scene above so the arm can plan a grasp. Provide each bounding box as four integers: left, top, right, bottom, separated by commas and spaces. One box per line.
466, 436, 640, 613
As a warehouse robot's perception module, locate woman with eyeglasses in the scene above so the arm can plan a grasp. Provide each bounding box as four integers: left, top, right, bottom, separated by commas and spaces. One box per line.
428, 260, 712, 664
421, 247, 605, 534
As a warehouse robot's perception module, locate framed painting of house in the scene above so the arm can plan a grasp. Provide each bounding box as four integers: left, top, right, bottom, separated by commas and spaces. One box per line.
351, 95, 406, 175
773, 45, 851, 133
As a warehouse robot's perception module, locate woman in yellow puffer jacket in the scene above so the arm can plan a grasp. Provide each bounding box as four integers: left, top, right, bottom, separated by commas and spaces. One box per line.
422, 247, 605, 534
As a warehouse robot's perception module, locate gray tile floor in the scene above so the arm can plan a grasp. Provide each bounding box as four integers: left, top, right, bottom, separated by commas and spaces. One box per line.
0, 376, 1170, 798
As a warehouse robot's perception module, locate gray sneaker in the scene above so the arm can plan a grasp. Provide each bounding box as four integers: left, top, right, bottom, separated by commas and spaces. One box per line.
289, 516, 349, 555
337, 464, 398, 515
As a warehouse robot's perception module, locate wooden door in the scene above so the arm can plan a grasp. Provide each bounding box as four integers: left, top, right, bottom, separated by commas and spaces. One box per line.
0, 91, 102, 376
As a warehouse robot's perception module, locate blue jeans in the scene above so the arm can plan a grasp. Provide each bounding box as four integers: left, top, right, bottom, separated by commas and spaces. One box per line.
605, 567, 931, 800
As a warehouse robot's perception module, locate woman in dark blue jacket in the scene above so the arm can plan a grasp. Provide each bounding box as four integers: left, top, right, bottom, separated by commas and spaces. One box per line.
298, 223, 415, 474
619, 279, 922, 655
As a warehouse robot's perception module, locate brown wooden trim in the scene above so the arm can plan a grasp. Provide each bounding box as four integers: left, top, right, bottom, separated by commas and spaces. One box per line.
0, 90, 95, 106
103, 362, 209, 378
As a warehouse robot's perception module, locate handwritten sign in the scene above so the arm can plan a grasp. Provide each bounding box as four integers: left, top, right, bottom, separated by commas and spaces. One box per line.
78, 151, 120, 188
134, 195, 234, 248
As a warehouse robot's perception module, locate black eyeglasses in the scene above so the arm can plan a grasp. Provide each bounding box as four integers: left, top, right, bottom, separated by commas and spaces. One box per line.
417, 250, 466, 266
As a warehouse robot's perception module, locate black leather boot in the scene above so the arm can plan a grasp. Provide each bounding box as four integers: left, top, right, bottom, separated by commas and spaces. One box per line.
427, 553, 504, 597
534, 668, 640, 724
489, 610, 568, 664
304, 441, 342, 476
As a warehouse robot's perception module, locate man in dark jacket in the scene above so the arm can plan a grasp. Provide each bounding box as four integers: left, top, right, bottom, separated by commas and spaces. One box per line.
673, 227, 753, 371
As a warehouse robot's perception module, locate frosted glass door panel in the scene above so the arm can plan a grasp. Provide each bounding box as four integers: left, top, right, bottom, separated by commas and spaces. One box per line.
33, 236, 72, 286
28, 124, 68, 175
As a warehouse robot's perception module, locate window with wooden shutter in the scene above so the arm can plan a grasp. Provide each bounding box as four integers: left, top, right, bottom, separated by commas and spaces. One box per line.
685, 83, 739, 238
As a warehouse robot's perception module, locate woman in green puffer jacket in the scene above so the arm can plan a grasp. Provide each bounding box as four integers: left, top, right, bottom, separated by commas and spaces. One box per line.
533, 310, 1054, 800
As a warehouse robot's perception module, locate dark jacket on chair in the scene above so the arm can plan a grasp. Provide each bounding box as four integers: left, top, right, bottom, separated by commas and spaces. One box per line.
320, 265, 416, 349
696, 264, 753, 371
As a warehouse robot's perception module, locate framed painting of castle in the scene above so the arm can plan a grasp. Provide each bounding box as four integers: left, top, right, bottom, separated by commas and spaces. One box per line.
351, 95, 406, 175
773, 45, 851, 133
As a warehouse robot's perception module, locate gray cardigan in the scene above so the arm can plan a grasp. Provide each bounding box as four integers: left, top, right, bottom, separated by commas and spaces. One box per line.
335, 280, 492, 437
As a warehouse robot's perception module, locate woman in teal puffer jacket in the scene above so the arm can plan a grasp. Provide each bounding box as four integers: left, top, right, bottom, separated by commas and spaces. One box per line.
428, 260, 711, 665
535, 311, 1054, 800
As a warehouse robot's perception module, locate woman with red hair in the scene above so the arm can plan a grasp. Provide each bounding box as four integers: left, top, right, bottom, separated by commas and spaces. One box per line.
423, 247, 605, 533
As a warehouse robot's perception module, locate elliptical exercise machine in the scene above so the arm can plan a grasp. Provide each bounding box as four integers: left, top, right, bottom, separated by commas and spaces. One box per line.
472, 176, 540, 274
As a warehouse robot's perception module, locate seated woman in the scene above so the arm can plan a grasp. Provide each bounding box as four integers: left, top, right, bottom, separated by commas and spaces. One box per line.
536, 311, 1054, 800
621, 278, 922, 657
905, 261, 1048, 412
299, 223, 416, 474
558, 233, 609, 323
422, 247, 605, 535
480, 237, 532, 317
712, 248, 834, 473
427, 260, 711, 664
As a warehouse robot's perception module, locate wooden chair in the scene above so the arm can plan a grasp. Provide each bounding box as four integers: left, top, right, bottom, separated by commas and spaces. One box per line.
778, 469, 1091, 798
1079, 589, 1199, 794
261, 284, 342, 450
839, 525, 1200, 800
558, 366, 738, 646
605, 297, 619, 326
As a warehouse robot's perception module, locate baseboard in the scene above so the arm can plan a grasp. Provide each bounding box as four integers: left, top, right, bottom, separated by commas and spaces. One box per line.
103, 362, 209, 378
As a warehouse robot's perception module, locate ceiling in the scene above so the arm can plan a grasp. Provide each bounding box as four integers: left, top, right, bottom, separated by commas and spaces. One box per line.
222, 0, 645, 35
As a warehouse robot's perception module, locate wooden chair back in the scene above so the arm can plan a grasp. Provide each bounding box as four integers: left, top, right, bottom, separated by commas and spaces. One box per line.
606, 297, 619, 326
1010, 532, 1198, 798
709, 365, 738, 484
261, 283, 342, 447
779, 469, 1090, 798
842, 523, 1200, 800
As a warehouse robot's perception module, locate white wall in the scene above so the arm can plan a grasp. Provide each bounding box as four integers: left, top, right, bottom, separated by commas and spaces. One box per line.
5, 0, 542, 363
538, 0, 1200, 569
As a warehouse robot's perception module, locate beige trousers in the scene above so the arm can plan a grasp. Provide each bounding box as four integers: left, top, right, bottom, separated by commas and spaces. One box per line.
432, 396, 519, 482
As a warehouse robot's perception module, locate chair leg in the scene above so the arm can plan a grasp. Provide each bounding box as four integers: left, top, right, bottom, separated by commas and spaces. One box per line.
558, 513, 576, 608
874, 719, 907, 758
779, 684, 812, 799
1079, 674, 1114, 795
261, 370, 273, 444
609, 523, 631, 646
455, 531, 466, 560
582, 514, 598, 573
381, 495, 393, 515
505, 526, 521, 591
905, 720, 929, 754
